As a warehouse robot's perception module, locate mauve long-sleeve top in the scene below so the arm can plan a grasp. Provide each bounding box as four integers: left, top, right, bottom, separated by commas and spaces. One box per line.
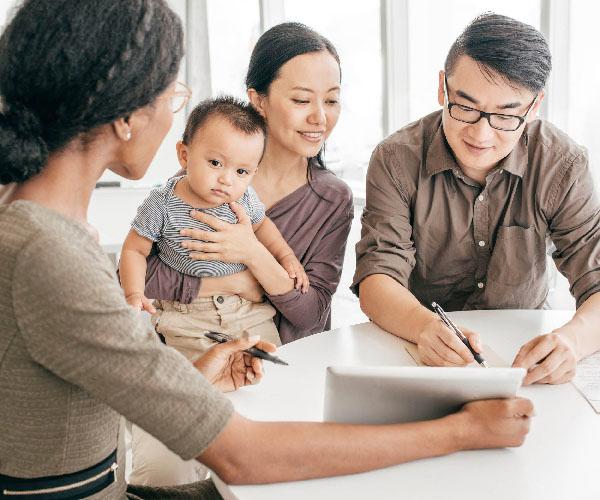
144, 165, 354, 344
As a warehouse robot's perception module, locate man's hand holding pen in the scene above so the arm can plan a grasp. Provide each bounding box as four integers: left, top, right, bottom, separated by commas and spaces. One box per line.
417, 314, 483, 367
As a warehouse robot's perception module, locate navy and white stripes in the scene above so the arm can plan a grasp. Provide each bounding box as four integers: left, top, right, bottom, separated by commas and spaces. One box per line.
132, 176, 265, 277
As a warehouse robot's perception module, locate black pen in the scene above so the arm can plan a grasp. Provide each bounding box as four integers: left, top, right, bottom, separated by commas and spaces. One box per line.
431, 302, 488, 367
204, 332, 289, 366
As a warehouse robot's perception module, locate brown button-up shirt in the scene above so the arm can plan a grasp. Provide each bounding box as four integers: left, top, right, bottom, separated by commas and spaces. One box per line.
352, 110, 600, 311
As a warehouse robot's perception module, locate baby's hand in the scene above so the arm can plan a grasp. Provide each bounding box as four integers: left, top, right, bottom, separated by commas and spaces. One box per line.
280, 254, 309, 293
126, 292, 157, 314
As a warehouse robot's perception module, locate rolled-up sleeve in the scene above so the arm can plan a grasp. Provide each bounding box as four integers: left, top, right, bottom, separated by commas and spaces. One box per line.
547, 153, 600, 307
351, 143, 416, 296
267, 194, 353, 341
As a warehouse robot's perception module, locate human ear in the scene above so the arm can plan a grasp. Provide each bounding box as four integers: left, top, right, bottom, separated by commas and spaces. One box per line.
527, 90, 545, 123
438, 71, 446, 107
247, 88, 267, 118
176, 141, 188, 169
112, 117, 132, 142
112, 107, 152, 141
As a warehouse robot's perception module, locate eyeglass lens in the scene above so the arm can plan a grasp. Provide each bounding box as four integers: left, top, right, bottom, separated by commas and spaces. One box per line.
449, 106, 521, 131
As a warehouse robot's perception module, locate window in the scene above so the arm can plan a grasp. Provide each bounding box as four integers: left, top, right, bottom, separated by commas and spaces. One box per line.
119, 0, 261, 189
207, 0, 261, 99
0, 1, 16, 30
283, 0, 383, 183
566, 1, 600, 185
407, 0, 542, 122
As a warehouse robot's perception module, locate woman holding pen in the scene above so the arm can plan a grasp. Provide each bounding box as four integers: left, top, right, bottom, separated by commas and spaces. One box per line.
0, 1, 532, 497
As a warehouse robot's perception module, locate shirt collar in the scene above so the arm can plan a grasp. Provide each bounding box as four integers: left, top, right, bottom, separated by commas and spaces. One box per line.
424, 125, 457, 177
425, 120, 529, 179
496, 132, 528, 178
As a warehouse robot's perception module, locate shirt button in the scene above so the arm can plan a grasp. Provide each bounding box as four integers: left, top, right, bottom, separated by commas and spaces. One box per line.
478, 240, 486, 247
478, 282, 485, 289
216, 296, 224, 304
478, 194, 484, 202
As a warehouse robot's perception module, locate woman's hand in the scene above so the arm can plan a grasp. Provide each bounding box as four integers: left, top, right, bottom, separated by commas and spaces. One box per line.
512, 331, 577, 385
181, 203, 261, 265
194, 334, 277, 392
454, 398, 534, 449
417, 316, 482, 366
184, 203, 295, 297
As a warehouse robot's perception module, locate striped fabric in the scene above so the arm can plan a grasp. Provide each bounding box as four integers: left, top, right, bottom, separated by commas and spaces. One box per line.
132, 176, 265, 277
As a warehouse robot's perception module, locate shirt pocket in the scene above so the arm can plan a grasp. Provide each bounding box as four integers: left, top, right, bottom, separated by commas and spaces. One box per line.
487, 225, 546, 287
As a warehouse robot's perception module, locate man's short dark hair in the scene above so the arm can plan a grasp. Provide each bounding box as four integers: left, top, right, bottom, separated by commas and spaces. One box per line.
182, 95, 266, 145
445, 13, 552, 93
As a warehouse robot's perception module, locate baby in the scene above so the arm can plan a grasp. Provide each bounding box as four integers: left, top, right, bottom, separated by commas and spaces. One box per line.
119, 96, 306, 360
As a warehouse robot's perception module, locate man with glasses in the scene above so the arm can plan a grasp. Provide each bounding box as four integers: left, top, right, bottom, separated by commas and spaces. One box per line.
353, 13, 600, 385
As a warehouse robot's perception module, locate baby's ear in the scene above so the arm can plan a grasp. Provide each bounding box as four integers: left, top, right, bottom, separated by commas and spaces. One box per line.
176, 141, 188, 169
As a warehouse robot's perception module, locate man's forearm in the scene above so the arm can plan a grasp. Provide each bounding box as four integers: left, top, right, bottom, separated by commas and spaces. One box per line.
200, 413, 462, 485
358, 274, 436, 343
557, 292, 600, 359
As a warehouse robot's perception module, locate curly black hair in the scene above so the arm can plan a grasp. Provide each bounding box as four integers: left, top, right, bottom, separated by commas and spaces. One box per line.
0, 0, 183, 184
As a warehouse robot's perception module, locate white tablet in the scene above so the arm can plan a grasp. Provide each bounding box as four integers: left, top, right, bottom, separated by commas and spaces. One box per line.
323, 366, 526, 424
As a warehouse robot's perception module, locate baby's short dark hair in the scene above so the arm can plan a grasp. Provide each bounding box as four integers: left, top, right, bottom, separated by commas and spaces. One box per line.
182, 95, 266, 145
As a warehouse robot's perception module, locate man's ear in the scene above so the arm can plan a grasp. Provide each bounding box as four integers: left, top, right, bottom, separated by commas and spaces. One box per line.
527, 90, 545, 123
247, 88, 267, 118
437, 70, 446, 107
176, 141, 188, 169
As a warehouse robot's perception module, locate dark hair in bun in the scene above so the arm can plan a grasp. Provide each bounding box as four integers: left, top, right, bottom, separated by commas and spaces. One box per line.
0, 0, 184, 184
0, 103, 48, 183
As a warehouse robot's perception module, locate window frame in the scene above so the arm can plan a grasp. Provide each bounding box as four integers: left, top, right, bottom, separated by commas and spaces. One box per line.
93, 0, 575, 191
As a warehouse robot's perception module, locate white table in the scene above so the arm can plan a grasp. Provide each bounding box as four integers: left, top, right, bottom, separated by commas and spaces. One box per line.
215, 310, 600, 500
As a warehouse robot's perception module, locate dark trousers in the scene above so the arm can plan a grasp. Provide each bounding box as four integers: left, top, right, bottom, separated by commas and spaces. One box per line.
126, 479, 223, 500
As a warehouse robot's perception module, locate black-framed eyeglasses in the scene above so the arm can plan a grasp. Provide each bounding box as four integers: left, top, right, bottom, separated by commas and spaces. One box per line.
443, 77, 538, 132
